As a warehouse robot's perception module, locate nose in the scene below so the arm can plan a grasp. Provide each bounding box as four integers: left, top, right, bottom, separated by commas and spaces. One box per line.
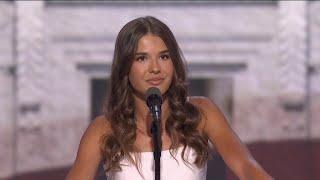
149, 58, 160, 74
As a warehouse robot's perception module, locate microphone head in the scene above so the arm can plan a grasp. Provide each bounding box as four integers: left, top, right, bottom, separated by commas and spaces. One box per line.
146, 87, 161, 98
145, 87, 162, 107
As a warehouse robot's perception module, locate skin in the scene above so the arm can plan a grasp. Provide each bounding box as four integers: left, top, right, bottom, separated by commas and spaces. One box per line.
66, 34, 273, 180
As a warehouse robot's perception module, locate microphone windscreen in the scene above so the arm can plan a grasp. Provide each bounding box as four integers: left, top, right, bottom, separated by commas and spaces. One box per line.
145, 87, 162, 106
146, 87, 161, 99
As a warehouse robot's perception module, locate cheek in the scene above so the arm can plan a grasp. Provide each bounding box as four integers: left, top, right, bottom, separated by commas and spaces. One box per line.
128, 68, 138, 86
129, 63, 145, 87
166, 61, 174, 79
162, 61, 174, 90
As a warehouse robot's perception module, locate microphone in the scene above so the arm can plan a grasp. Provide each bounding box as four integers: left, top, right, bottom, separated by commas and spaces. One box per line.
145, 87, 162, 121
146, 87, 163, 180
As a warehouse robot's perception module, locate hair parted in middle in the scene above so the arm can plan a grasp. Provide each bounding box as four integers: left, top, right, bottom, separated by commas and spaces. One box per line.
101, 16, 210, 174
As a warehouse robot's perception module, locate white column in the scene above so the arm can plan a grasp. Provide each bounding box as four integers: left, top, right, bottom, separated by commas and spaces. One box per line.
0, 1, 15, 179
277, 1, 309, 137
309, 1, 320, 138
278, 1, 307, 104
15, 0, 46, 173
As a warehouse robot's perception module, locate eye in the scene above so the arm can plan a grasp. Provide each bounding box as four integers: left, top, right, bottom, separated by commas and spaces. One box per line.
136, 55, 147, 62
160, 54, 170, 60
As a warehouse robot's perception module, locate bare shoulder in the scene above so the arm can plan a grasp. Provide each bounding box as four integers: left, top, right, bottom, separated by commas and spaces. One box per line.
81, 115, 111, 144
89, 115, 112, 136
188, 96, 220, 116
188, 96, 231, 135
187, 96, 221, 133
79, 115, 112, 157
66, 115, 111, 180
188, 96, 213, 106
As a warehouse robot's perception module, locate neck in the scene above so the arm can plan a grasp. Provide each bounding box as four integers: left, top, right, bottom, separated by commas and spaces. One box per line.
133, 92, 170, 133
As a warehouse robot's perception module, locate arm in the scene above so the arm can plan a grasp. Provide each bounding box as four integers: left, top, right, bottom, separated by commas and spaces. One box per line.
66, 116, 109, 180
191, 97, 273, 180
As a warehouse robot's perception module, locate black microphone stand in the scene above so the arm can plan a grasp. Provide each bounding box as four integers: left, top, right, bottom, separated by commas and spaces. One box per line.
146, 87, 163, 180
150, 109, 162, 180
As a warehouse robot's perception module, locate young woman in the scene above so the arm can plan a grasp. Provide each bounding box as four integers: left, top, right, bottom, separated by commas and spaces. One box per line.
66, 16, 273, 180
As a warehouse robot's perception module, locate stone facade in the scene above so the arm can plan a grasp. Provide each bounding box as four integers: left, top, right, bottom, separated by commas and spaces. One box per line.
0, 1, 15, 178
309, 1, 320, 138
0, 0, 319, 178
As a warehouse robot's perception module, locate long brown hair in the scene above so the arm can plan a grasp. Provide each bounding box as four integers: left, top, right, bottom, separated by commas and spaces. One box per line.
101, 16, 209, 174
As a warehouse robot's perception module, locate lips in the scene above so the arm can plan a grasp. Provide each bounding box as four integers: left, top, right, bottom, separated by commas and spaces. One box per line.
146, 78, 164, 85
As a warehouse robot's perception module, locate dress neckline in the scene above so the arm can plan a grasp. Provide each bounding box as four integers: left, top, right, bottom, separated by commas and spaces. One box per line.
138, 145, 184, 155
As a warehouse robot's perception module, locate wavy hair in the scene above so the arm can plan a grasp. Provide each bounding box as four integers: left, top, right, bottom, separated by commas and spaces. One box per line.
101, 16, 209, 174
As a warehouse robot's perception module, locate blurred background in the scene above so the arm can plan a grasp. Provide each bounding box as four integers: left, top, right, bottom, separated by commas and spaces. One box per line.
0, 0, 319, 179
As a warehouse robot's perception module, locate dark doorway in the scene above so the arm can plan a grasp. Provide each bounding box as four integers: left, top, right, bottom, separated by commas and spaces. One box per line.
91, 78, 109, 120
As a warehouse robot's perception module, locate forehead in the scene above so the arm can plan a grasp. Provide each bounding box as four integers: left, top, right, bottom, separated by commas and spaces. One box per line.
136, 34, 168, 52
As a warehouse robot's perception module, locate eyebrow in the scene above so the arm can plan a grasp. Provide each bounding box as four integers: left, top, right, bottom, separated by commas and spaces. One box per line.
135, 50, 169, 56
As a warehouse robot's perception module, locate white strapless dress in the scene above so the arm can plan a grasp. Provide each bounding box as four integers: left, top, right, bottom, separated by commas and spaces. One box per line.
106, 146, 207, 180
